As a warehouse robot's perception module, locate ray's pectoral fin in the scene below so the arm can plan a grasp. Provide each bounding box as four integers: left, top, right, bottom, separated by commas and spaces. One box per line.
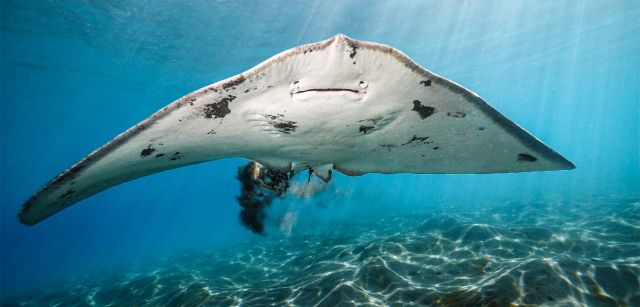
18, 75, 249, 225
332, 75, 575, 175
18, 139, 215, 226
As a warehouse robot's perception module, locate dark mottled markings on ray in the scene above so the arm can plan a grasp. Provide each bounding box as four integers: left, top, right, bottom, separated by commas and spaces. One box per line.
447, 111, 466, 118
264, 114, 297, 134
155, 153, 165, 158
353, 61, 356, 65
402, 135, 429, 145
169, 152, 182, 161
61, 189, 75, 198
202, 95, 235, 119
140, 145, 156, 158
478, 127, 485, 131
419, 80, 432, 87
517, 153, 537, 162
243, 86, 258, 93
222, 75, 245, 90
358, 116, 383, 125
433, 146, 440, 150
183, 96, 196, 106
348, 42, 358, 58
359, 125, 374, 134
358, 116, 382, 134
380, 144, 395, 151
272, 121, 297, 134
203, 87, 218, 94
48, 165, 81, 187
412, 100, 436, 119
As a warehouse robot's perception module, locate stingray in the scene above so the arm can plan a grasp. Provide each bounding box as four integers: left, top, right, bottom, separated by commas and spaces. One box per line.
18, 34, 574, 225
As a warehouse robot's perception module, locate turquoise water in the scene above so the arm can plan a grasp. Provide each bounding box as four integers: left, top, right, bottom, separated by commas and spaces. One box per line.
1, 1, 638, 306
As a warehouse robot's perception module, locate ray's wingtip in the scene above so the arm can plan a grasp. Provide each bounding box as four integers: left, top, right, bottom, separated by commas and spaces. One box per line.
556, 156, 576, 170
17, 198, 45, 226
18, 219, 38, 226
17, 211, 38, 226
565, 160, 577, 170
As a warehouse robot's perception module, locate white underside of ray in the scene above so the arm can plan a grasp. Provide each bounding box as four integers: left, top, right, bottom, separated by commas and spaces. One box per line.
18, 34, 574, 225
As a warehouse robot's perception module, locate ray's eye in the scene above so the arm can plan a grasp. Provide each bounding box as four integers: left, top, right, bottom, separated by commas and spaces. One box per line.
359, 81, 368, 89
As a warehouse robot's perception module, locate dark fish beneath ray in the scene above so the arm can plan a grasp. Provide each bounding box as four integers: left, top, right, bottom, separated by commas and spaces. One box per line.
18, 34, 574, 226
236, 161, 289, 234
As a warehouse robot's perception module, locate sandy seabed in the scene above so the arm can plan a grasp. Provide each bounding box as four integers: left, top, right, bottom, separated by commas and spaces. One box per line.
4, 196, 639, 306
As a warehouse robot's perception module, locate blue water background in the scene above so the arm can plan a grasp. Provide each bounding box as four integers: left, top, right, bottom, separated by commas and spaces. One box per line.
1, 0, 638, 297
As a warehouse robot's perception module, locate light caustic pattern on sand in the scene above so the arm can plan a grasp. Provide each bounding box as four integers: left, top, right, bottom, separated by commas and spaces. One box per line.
6, 197, 639, 306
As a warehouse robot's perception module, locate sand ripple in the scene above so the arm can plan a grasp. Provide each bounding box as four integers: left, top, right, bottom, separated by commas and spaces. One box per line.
4, 197, 639, 306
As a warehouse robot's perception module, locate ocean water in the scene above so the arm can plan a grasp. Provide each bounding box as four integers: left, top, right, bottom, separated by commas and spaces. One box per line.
1, 1, 638, 306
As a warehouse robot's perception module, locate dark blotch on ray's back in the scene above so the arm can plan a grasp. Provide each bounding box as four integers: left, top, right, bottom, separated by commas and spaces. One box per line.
202, 95, 235, 119
182, 96, 196, 106
402, 135, 429, 145
222, 74, 246, 90
265, 114, 297, 134
447, 111, 466, 118
243, 86, 258, 94
272, 121, 297, 134
169, 152, 182, 161
140, 145, 156, 158
203, 87, 218, 94
359, 126, 374, 134
517, 153, 538, 162
348, 42, 358, 58
420, 79, 432, 87
412, 100, 436, 119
